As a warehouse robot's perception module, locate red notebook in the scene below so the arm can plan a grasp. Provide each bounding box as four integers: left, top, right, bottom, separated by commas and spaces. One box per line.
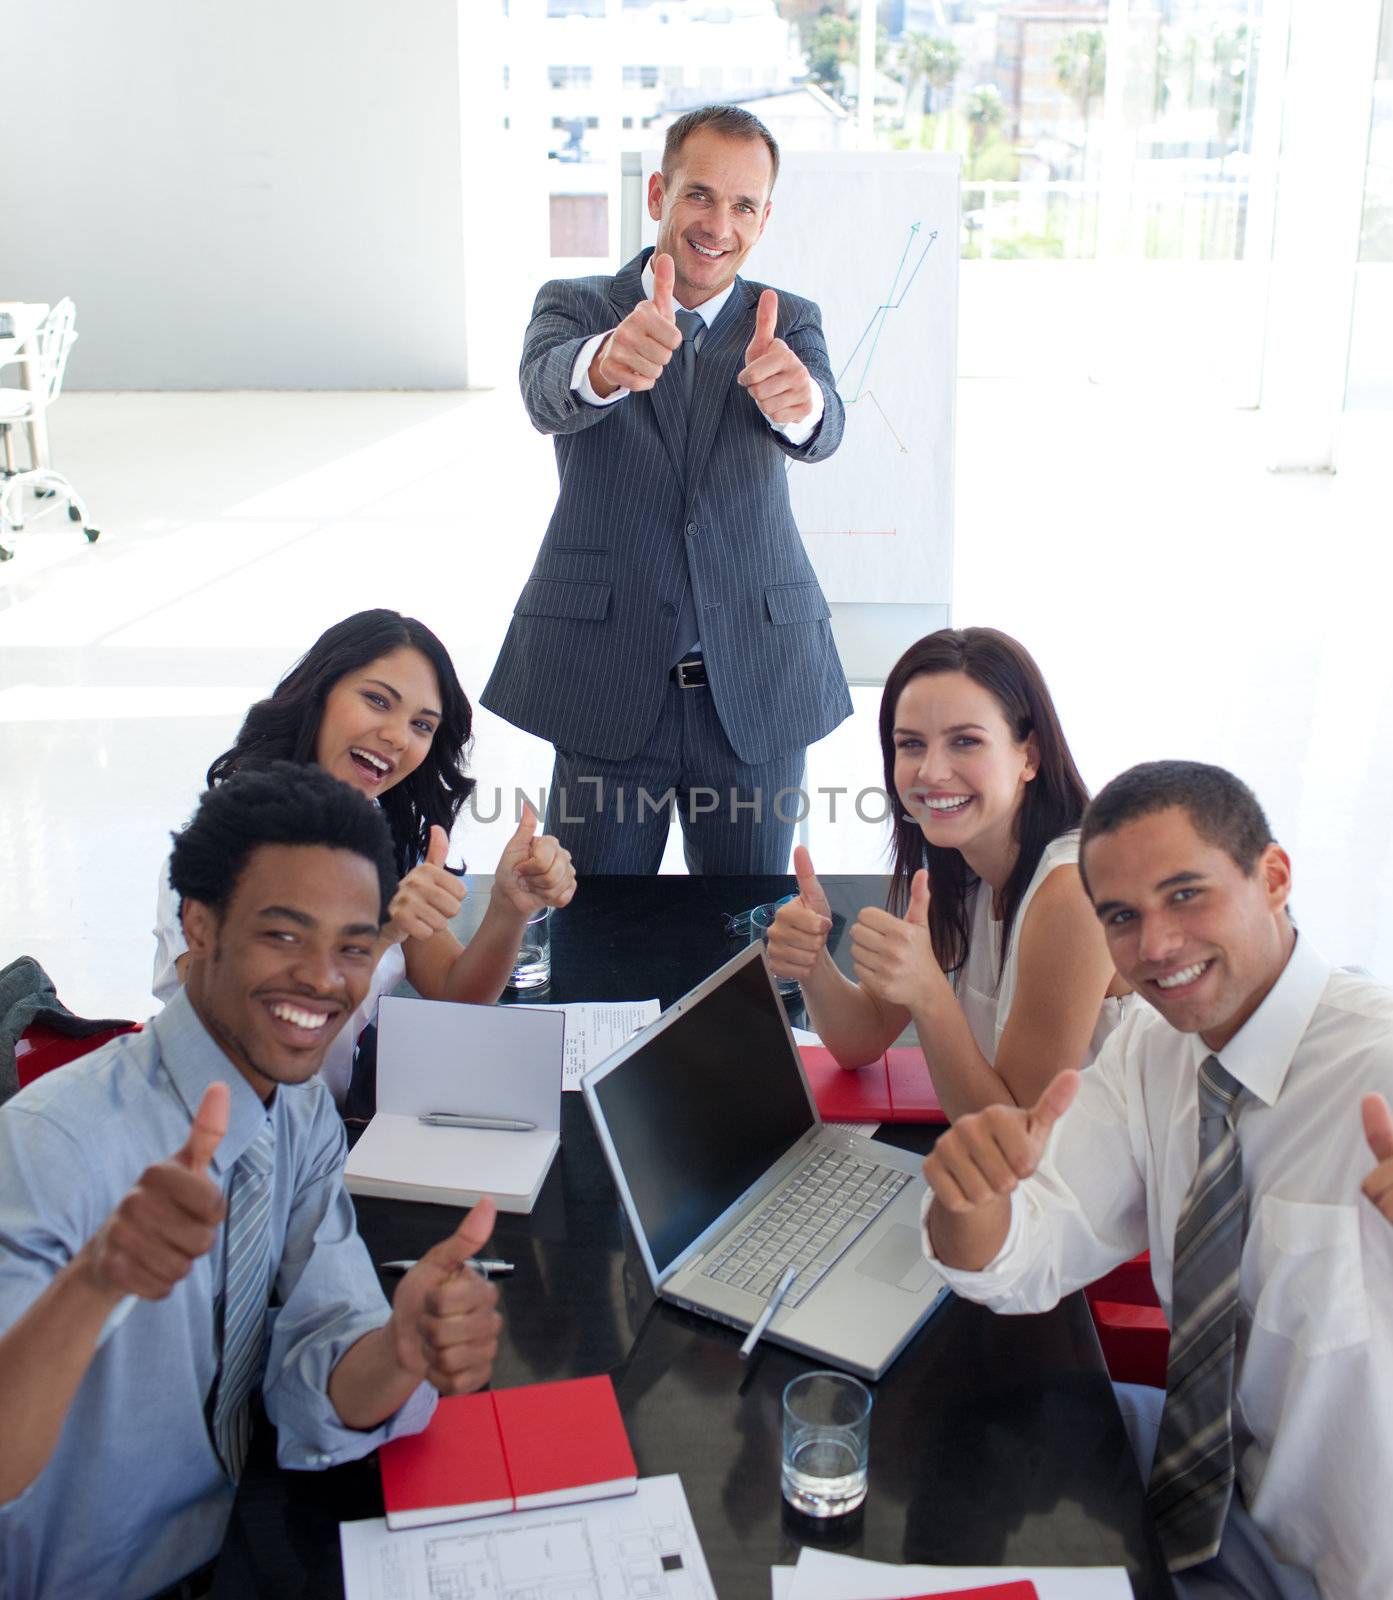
379, 1375, 637, 1529
800, 1045, 946, 1125
891, 1587, 1038, 1599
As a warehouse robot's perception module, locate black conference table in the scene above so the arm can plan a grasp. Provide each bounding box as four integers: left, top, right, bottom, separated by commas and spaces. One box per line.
213, 875, 1174, 1599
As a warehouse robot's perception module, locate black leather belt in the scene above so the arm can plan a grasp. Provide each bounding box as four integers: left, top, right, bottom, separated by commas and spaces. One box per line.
671, 656, 707, 689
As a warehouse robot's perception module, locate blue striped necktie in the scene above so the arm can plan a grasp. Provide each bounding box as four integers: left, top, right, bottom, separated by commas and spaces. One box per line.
1148, 1054, 1247, 1569
211, 1118, 276, 1480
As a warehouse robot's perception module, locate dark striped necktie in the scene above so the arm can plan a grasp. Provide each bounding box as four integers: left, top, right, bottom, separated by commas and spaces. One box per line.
675, 308, 703, 410
211, 1118, 276, 1480
1148, 1053, 1247, 1569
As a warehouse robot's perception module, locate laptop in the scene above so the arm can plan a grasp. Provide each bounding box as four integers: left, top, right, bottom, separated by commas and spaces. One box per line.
582, 944, 949, 1380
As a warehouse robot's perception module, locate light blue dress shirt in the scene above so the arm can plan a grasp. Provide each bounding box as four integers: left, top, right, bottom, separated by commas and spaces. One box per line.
0, 989, 436, 1600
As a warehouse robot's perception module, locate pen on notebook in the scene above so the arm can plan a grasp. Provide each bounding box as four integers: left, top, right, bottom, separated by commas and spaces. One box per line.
380, 1258, 515, 1276
417, 1113, 537, 1132
739, 1264, 797, 1361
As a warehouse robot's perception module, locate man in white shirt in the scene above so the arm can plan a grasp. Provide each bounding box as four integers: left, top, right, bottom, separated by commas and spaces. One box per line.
482, 104, 851, 874
921, 760, 1393, 1600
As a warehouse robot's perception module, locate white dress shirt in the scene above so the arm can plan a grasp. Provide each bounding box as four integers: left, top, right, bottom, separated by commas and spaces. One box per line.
569, 256, 824, 448
925, 933, 1393, 1600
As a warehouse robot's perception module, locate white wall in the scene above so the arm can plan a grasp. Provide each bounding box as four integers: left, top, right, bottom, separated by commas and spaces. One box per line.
5, 0, 471, 389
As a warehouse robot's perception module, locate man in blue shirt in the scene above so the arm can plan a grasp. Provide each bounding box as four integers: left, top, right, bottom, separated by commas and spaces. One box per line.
0, 763, 503, 1600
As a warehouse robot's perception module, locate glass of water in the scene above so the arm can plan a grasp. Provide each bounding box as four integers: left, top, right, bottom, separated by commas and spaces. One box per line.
781, 1370, 872, 1518
751, 896, 801, 998
507, 906, 551, 991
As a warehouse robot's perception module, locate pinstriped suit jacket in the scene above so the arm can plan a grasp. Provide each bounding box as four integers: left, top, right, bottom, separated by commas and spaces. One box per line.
481, 249, 853, 766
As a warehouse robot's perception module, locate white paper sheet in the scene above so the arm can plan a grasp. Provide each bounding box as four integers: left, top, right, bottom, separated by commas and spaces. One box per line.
773, 1566, 797, 1600
340, 1473, 714, 1600
518, 999, 661, 1091
785, 1546, 1135, 1600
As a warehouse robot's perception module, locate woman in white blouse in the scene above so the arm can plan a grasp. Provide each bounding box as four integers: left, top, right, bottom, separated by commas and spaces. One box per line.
768, 627, 1130, 1121
153, 608, 575, 1106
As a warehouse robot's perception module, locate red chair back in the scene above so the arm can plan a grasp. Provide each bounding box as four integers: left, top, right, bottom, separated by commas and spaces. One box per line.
1086, 1252, 1169, 1388
16, 1022, 142, 1090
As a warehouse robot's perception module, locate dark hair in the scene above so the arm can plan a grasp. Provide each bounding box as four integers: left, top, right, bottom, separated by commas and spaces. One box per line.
1079, 760, 1275, 895
879, 628, 1090, 977
662, 104, 780, 190
169, 761, 398, 923
206, 609, 474, 876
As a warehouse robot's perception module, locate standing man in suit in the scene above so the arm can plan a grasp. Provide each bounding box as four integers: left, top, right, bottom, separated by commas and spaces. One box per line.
483, 105, 851, 874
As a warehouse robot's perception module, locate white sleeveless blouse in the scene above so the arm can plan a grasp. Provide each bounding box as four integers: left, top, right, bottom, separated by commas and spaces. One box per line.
951, 829, 1131, 1069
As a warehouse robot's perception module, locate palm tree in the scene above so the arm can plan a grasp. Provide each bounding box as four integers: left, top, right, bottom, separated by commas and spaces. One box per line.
965, 83, 1004, 175
895, 33, 961, 143
1054, 28, 1106, 179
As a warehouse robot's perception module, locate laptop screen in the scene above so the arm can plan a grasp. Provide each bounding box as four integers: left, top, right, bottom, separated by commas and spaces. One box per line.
590, 950, 817, 1279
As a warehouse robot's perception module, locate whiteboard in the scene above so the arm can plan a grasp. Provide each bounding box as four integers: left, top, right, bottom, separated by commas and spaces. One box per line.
638, 149, 959, 611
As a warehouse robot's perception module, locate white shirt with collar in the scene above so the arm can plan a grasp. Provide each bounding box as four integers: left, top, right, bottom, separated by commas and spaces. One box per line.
924, 932, 1393, 1600
569, 256, 824, 448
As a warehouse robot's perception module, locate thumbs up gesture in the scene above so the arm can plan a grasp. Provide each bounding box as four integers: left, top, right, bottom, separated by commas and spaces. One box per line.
390, 1199, 504, 1395
923, 1071, 1081, 1216
849, 868, 938, 1009
590, 252, 684, 399
492, 802, 576, 916
1362, 1093, 1393, 1224
382, 824, 469, 947
736, 290, 815, 425
766, 846, 834, 982
79, 1082, 230, 1301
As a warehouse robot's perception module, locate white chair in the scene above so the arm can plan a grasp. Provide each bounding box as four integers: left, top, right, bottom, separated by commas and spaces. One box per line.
0, 298, 99, 562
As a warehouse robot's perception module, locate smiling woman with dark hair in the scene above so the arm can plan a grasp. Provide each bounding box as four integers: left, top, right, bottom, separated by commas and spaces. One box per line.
152, 609, 576, 1105
768, 627, 1132, 1122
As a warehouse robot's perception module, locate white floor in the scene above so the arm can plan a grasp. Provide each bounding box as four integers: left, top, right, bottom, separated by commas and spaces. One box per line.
2, 383, 1390, 1020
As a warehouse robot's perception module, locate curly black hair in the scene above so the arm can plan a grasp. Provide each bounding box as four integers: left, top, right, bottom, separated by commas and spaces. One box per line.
169, 761, 398, 922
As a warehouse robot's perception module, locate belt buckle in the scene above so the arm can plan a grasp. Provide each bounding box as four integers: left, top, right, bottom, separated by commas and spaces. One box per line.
675, 658, 705, 689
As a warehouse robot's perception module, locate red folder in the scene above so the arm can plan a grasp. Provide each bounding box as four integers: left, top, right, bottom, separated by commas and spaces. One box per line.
889, 1586, 1038, 1599
379, 1375, 637, 1529
800, 1045, 947, 1125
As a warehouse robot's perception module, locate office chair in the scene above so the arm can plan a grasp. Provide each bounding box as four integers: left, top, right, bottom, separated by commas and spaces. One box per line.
0, 298, 100, 561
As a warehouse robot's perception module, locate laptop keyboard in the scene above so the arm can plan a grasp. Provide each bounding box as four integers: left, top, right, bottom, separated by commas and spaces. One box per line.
701, 1146, 911, 1308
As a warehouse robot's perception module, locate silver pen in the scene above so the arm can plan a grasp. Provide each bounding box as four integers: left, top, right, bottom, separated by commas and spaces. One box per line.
417, 1113, 537, 1132
739, 1264, 797, 1360
380, 1258, 515, 1276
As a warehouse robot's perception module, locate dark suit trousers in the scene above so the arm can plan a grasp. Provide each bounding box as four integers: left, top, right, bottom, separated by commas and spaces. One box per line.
543, 677, 805, 875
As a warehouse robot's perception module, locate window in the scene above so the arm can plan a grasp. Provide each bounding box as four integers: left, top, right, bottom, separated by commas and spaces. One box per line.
623, 65, 660, 90
548, 65, 593, 90
547, 0, 604, 16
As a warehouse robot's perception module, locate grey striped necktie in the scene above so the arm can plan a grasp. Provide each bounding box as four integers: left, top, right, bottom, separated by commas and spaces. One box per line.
675, 308, 703, 411
669, 308, 705, 663
1148, 1053, 1246, 1570
211, 1117, 276, 1480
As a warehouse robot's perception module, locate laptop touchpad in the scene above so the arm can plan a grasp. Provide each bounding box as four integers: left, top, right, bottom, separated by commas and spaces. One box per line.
855, 1225, 935, 1292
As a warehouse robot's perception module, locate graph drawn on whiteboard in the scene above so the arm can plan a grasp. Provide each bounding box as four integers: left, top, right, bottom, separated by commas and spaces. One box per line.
737, 152, 958, 608
800, 222, 939, 461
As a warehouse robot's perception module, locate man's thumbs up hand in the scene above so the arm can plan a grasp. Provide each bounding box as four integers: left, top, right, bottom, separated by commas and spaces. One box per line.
737, 290, 815, 425
391, 1199, 504, 1395
81, 1082, 230, 1302
1362, 1093, 1393, 1224
924, 1072, 1081, 1215
590, 253, 683, 398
